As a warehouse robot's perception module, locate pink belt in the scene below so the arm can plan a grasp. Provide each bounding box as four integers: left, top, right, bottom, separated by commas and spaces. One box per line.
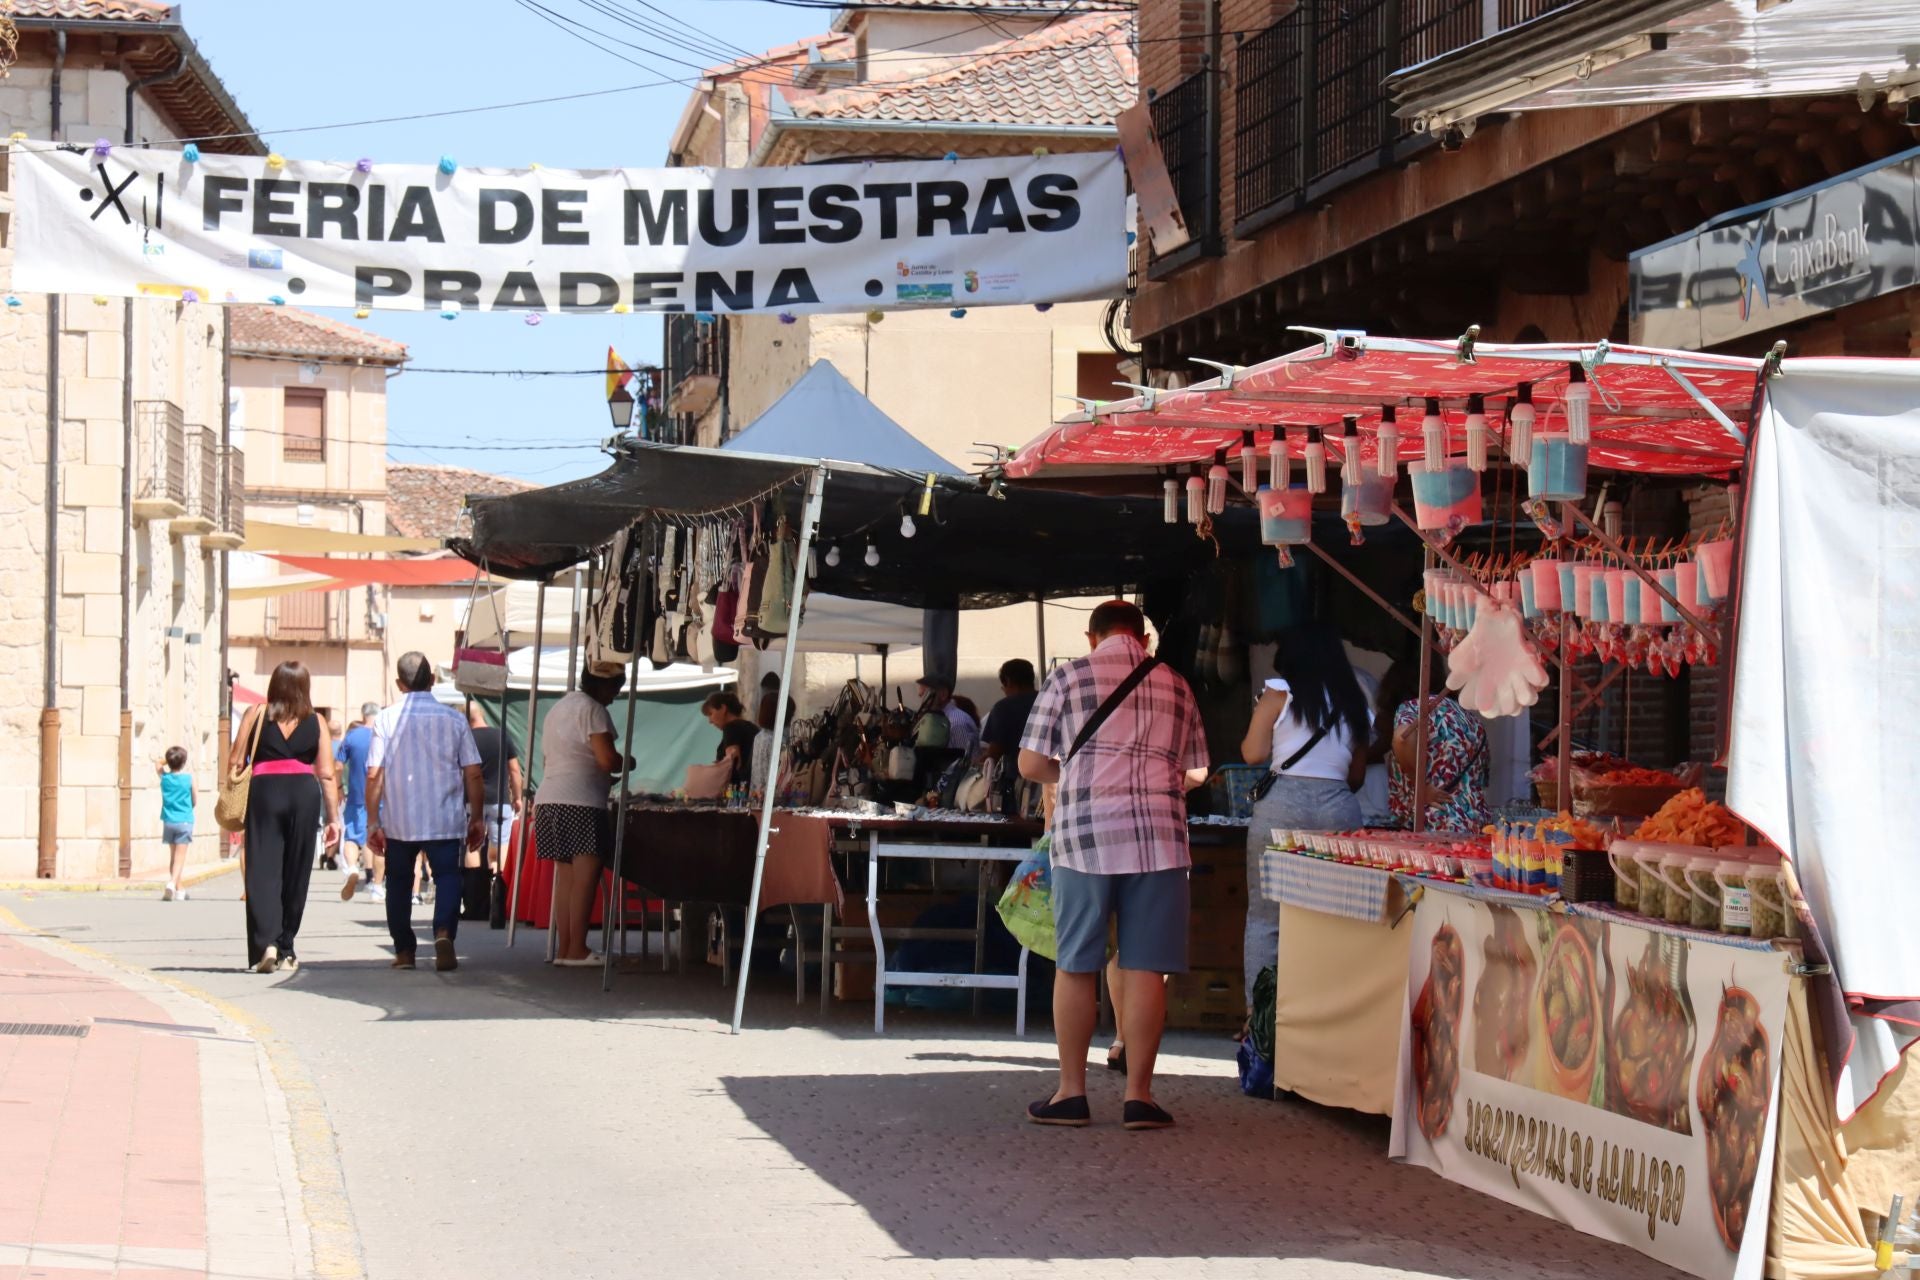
252, 760, 314, 777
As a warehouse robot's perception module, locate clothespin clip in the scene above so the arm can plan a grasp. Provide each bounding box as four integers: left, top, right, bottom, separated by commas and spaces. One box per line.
1189, 358, 1244, 389
1762, 340, 1788, 380
1456, 324, 1480, 364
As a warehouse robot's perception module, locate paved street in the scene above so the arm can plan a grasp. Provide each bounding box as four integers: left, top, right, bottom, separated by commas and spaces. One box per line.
2, 872, 1687, 1280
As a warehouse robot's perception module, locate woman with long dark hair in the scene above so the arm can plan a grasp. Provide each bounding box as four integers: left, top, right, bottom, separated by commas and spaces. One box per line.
1237, 624, 1370, 1000
228, 661, 339, 973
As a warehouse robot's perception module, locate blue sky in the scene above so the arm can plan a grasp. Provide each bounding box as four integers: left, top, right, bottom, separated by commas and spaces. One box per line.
180, 0, 827, 482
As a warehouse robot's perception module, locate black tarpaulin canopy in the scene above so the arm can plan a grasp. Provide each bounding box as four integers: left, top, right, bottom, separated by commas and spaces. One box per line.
455, 439, 1260, 607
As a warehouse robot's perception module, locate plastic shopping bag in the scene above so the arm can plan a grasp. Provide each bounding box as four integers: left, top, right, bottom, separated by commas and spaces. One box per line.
994, 835, 1057, 961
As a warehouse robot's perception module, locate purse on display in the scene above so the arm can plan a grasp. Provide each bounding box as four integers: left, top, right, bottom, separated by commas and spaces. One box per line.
683, 760, 732, 800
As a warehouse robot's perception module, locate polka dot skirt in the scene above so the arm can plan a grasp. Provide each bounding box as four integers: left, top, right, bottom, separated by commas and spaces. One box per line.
533, 803, 610, 863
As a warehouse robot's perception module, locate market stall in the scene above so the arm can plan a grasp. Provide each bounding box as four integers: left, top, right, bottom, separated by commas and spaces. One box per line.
1002, 332, 1920, 1280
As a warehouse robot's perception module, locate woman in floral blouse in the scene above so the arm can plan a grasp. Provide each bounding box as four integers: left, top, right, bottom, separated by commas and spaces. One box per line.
1381, 658, 1491, 833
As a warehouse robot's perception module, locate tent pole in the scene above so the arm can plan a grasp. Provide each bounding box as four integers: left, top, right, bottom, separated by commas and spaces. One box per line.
1034, 597, 1045, 671
505, 579, 548, 948
732, 466, 827, 1035
1411, 548, 1434, 834
879, 646, 888, 694
604, 594, 646, 993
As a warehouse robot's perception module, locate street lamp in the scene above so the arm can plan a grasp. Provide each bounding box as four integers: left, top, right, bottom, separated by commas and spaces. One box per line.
608, 386, 636, 432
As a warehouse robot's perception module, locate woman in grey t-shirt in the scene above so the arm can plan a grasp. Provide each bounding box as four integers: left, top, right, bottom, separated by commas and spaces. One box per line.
535, 667, 625, 966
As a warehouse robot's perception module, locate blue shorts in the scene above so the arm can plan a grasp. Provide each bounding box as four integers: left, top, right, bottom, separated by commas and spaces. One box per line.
1051, 864, 1189, 975
341, 802, 368, 846
162, 821, 194, 847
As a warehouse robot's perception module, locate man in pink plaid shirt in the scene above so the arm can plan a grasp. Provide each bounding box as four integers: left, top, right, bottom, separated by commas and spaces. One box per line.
1019, 600, 1209, 1130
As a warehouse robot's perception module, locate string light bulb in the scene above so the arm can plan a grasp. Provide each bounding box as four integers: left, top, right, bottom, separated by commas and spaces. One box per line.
1162, 478, 1179, 524
1339, 414, 1362, 486
1239, 440, 1258, 494
1206, 459, 1229, 515
1422, 397, 1447, 472
900, 513, 916, 538
1269, 430, 1291, 491
808, 548, 819, 578
1565, 364, 1591, 445
1508, 383, 1535, 463
1464, 394, 1489, 472
1304, 426, 1327, 495
825, 545, 841, 568
864, 543, 880, 568
1185, 473, 1205, 525
1376, 406, 1400, 479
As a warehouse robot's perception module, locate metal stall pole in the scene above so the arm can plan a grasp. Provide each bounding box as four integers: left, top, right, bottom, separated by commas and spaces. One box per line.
603, 619, 646, 992
1555, 505, 1577, 803
1035, 596, 1046, 670
731, 466, 828, 1035
505, 580, 549, 948
1411, 548, 1435, 833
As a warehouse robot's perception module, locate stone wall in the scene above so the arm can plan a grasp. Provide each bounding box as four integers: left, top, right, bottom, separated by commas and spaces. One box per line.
0, 64, 234, 879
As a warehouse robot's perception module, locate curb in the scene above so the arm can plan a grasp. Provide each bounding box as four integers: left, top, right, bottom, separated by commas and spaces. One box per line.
0, 899, 365, 1279
0, 858, 242, 894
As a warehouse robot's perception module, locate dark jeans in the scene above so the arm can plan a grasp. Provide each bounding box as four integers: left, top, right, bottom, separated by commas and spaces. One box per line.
385, 838, 463, 957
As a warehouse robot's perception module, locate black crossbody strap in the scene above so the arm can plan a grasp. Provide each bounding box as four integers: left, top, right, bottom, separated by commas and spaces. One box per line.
1066, 658, 1160, 763
1277, 724, 1331, 774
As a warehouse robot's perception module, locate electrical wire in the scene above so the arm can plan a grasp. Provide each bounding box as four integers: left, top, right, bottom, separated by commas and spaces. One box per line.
574, 0, 761, 64
513, 0, 718, 73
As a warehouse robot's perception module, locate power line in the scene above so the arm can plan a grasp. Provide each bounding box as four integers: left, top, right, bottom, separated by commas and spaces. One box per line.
573, 0, 758, 65
513, 0, 715, 74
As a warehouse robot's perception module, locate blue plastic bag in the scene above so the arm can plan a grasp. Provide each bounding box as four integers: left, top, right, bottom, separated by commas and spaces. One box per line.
994, 835, 1056, 961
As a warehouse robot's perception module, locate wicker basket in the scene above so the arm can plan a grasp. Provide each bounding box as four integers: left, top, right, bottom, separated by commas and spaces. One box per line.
1560, 848, 1617, 904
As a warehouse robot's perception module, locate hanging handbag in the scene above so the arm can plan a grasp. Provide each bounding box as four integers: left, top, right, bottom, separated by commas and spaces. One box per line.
454, 574, 511, 695
758, 528, 796, 638
214, 709, 267, 833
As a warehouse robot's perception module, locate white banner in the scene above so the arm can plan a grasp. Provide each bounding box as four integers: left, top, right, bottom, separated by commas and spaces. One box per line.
1390, 892, 1790, 1280
9, 144, 1126, 314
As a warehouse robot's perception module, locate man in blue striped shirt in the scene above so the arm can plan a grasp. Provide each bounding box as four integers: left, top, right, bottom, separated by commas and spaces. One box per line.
366, 652, 484, 972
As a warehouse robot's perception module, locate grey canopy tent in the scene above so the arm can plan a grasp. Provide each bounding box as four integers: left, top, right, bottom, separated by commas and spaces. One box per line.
721, 361, 964, 475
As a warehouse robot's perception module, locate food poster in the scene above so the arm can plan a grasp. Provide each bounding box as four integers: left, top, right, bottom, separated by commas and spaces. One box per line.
1389, 893, 1790, 1280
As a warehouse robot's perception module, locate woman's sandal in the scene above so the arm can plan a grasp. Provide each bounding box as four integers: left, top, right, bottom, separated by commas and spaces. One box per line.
1105, 1045, 1128, 1074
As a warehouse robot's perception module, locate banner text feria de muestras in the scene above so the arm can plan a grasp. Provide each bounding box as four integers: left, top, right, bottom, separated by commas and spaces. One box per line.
10, 143, 1127, 315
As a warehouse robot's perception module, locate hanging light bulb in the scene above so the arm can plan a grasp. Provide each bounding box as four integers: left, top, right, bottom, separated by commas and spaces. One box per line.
864, 543, 880, 568
1162, 478, 1179, 524
1185, 473, 1205, 525
1239, 439, 1258, 494
1304, 426, 1327, 495
808, 547, 820, 578
825, 545, 842, 568
1376, 406, 1400, 479
900, 513, 916, 538
1339, 414, 1363, 487
1206, 458, 1229, 515
1422, 397, 1447, 473
1508, 382, 1535, 464
1269, 429, 1291, 491
1565, 364, 1591, 445
1464, 394, 1489, 473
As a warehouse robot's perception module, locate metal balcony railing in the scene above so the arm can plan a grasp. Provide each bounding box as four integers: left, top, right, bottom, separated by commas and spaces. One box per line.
1149, 69, 1216, 253
176, 426, 217, 530
1232, 0, 1484, 230
219, 446, 246, 541
132, 400, 186, 516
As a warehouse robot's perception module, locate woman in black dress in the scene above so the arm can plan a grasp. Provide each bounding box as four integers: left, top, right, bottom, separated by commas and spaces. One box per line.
229, 661, 341, 973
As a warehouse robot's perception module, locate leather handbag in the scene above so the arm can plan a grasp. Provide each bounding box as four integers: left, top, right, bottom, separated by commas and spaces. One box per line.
683, 760, 732, 800
214, 710, 267, 833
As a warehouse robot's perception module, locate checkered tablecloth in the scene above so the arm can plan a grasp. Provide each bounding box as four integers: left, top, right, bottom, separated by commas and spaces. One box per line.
1259, 850, 1394, 923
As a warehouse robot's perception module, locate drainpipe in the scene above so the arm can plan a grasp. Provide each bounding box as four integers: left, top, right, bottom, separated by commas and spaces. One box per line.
38, 29, 67, 879
1202, 0, 1221, 252
218, 314, 231, 770
118, 51, 190, 878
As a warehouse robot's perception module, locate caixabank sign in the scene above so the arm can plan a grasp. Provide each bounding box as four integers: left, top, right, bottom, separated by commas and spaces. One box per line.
1631, 145, 1920, 348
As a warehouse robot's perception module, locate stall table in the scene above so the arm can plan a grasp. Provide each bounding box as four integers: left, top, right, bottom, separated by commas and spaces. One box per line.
1258, 850, 1412, 1115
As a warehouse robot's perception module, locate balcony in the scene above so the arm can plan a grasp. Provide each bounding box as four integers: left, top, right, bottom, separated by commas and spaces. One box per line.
664, 314, 723, 420
266, 590, 340, 643
131, 400, 186, 521
172, 426, 218, 537
1147, 69, 1217, 268
203, 445, 246, 551
1229, 0, 1484, 234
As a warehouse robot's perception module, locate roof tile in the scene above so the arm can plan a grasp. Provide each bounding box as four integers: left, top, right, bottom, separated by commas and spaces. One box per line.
789, 12, 1135, 128
229, 306, 408, 364
386, 464, 533, 541
6, 0, 174, 19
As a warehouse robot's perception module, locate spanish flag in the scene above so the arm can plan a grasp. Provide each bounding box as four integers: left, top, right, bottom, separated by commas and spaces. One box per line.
605, 348, 633, 402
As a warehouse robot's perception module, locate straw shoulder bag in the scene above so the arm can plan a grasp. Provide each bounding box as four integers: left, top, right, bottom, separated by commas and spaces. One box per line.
214, 710, 267, 833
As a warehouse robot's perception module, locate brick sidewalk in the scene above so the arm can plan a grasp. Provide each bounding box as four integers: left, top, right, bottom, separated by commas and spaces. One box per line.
0, 928, 316, 1280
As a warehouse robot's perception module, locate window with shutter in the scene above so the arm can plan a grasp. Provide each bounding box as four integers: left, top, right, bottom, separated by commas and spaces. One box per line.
283, 388, 326, 461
